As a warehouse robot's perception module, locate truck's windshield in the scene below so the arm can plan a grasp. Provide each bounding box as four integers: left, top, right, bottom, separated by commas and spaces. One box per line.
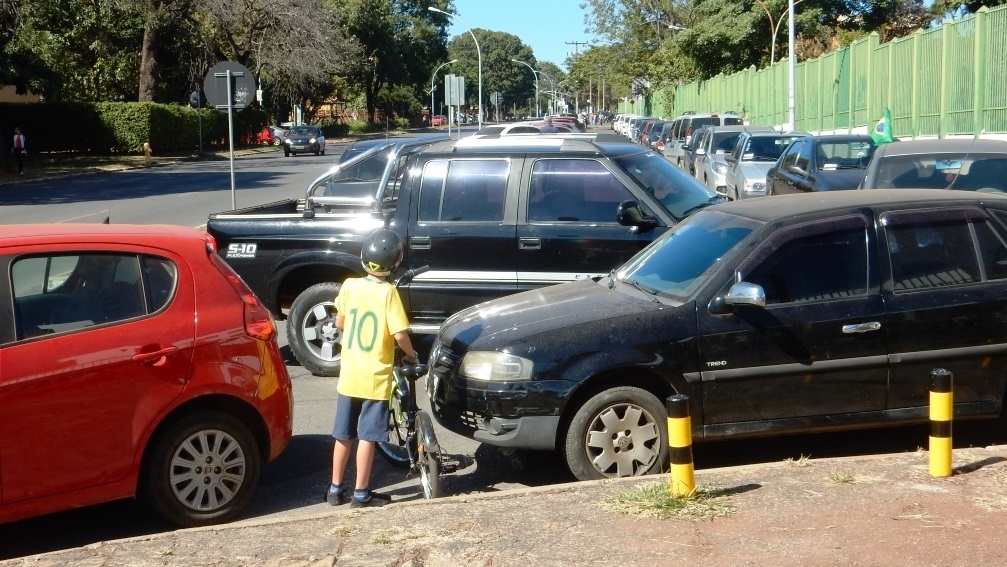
614, 151, 724, 221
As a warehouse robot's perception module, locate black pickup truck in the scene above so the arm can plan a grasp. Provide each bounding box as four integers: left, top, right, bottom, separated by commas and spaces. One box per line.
207, 134, 722, 376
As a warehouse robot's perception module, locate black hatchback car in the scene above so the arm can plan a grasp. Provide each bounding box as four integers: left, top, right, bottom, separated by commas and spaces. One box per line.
284, 125, 326, 157
428, 190, 1007, 481
766, 134, 876, 195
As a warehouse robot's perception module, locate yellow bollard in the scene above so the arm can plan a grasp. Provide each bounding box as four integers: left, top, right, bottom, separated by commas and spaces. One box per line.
666, 394, 695, 496
929, 368, 953, 477
143, 142, 152, 165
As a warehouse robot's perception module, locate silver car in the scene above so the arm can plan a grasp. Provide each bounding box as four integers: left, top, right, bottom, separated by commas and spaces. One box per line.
693, 125, 772, 195
725, 131, 807, 200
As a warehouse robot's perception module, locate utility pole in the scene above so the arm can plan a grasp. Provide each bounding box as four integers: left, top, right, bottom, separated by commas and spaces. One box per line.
565, 40, 588, 56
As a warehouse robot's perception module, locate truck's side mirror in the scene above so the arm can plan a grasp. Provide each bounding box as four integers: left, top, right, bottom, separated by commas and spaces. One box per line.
617, 200, 658, 232
724, 281, 766, 308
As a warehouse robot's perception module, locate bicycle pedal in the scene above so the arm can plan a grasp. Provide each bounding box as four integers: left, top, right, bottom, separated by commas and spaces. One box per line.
441, 454, 475, 473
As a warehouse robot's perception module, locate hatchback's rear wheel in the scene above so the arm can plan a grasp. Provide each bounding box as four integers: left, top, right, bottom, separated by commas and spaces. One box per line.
142, 412, 260, 527
564, 387, 668, 481
286, 282, 342, 377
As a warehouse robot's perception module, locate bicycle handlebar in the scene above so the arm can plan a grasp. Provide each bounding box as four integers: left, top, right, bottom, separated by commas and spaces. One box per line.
395, 265, 430, 288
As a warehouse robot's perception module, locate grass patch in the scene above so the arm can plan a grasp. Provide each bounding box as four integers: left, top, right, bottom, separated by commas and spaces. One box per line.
603, 481, 736, 520
786, 454, 812, 467
828, 470, 857, 484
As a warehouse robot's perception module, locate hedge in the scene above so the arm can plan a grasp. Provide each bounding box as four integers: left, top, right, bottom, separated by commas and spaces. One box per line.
0, 101, 269, 155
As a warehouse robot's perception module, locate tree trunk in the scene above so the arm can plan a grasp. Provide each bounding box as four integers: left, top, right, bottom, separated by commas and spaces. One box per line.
138, 9, 159, 102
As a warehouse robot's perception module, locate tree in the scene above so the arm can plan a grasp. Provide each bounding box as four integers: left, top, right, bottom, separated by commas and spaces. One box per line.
197, 0, 362, 121
345, 0, 449, 123
933, 0, 1007, 16
14, 0, 146, 101
447, 29, 536, 118
137, 0, 194, 102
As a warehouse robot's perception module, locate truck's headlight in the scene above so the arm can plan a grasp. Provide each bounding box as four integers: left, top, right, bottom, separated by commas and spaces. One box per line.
460, 351, 533, 381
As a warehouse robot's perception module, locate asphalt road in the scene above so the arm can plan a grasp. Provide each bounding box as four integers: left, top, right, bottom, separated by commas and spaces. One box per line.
2, 136, 1006, 560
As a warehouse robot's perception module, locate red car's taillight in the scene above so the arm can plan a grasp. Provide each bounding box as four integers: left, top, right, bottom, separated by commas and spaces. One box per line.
208, 253, 275, 341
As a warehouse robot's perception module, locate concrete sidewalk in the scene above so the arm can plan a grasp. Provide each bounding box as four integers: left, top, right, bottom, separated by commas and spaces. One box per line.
7, 444, 1007, 567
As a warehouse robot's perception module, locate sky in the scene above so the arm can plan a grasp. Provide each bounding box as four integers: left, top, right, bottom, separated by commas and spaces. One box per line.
444, 0, 601, 70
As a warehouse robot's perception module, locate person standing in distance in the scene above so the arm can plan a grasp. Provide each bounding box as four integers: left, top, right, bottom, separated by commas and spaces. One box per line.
539, 115, 560, 133
328, 228, 419, 508
12, 127, 26, 176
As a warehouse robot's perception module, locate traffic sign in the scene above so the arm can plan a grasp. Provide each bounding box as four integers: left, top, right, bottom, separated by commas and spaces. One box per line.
203, 61, 256, 112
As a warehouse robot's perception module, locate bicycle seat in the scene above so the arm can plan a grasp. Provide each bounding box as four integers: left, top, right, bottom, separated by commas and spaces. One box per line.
399, 363, 428, 381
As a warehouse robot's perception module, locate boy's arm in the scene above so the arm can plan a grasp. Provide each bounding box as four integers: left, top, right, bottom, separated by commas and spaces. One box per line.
394, 331, 419, 364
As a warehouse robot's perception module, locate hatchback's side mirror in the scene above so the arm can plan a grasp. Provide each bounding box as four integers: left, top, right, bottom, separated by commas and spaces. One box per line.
617, 200, 658, 232
786, 164, 808, 177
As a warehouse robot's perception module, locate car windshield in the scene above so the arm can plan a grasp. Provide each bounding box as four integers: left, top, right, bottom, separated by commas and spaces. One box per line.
712, 132, 742, 153
816, 140, 876, 170
617, 209, 760, 300
289, 126, 316, 135
613, 151, 724, 221
873, 154, 1007, 192
742, 135, 804, 162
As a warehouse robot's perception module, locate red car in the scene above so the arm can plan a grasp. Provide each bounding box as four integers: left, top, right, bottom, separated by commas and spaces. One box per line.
0, 224, 293, 527
430, 115, 447, 127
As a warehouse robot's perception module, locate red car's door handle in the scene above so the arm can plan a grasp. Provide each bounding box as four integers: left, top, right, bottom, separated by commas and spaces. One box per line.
132, 347, 179, 365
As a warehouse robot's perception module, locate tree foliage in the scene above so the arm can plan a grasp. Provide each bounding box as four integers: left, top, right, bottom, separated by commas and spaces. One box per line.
447, 28, 537, 117
346, 0, 449, 122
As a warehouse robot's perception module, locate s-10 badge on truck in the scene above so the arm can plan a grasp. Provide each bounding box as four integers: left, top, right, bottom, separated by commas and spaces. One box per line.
226, 243, 258, 259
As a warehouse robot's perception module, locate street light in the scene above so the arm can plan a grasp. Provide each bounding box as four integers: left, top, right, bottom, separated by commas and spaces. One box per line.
753, 0, 805, 64
430, 59, 457, 126
540, 71, 556, 115
429, 6, 482, 130
511, 59, 539, 118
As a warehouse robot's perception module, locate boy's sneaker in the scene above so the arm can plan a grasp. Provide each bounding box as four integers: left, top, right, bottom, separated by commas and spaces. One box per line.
326, 487, 349, 506
350, 490, 392, 508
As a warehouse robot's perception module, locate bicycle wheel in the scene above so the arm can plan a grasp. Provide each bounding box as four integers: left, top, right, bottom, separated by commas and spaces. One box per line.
416, 410, 443, 499
376, 391, 411, 468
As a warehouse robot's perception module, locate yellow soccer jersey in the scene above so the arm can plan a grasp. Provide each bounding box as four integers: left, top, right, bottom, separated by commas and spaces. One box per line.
335, 276, 410, 400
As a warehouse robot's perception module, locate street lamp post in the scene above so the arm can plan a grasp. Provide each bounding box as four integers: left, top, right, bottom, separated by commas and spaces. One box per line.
430, 59, 457, 127
540, 72, 556, 115
511, 59, 539, 118
429, 7, 482, 130
753, 0, 805, 65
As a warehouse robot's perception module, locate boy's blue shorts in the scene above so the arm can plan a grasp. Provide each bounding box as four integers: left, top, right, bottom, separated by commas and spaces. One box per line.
332, 393, 389, 442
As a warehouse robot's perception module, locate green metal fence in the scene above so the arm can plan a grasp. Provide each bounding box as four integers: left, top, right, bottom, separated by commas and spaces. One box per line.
623, 5, 1007, 138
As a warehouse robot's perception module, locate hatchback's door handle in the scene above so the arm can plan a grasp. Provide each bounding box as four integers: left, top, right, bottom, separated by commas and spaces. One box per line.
410, 236, 431, 250
133, 346, 179, 365
519, 237, 541, 250
842, 322, 881, 334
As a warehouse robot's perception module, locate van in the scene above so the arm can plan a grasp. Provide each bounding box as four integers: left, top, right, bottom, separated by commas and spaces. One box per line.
665, 112, 744, 170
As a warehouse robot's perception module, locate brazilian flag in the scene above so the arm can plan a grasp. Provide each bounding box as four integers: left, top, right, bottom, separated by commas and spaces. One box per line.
871, 108, 894, 145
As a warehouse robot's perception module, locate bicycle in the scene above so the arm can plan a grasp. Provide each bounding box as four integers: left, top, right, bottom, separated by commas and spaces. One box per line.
375, 265, 470, 498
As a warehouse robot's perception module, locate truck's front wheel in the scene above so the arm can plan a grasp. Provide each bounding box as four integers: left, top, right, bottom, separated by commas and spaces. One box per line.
287, 282, 342, 377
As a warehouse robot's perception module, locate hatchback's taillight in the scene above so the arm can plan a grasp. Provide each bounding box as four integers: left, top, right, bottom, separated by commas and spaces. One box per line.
208, 253, 275, 341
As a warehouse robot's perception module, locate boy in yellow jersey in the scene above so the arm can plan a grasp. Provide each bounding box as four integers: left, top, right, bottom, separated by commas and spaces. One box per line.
329, 229, 418, 507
